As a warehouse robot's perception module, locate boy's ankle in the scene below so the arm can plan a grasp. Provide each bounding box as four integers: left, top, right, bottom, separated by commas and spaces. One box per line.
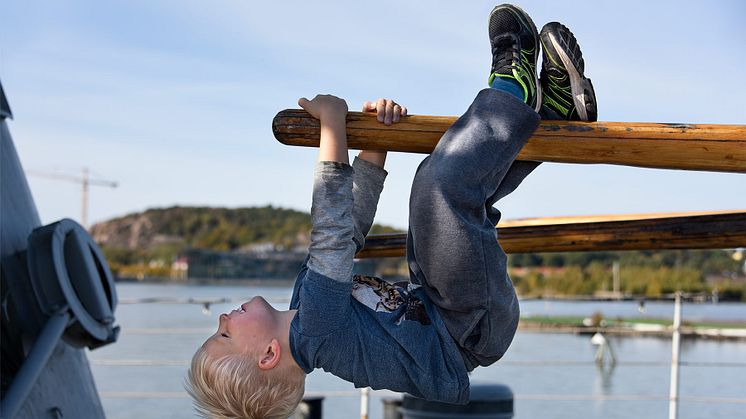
489, 76, 526, 102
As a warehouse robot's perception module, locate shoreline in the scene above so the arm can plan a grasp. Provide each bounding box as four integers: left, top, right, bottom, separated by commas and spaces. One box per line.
114, 276, 295, 287
114, 277, 745, 302
519, 319, 746, 341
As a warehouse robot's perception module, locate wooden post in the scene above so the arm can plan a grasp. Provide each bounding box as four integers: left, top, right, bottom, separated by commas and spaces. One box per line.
355, 211, 746, 258
273, 110, 746, 173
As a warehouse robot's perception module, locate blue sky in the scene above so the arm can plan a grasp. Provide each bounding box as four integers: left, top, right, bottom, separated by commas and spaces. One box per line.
2, 0, 745, 230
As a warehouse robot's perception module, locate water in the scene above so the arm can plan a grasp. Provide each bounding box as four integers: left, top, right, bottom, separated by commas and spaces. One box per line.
88, 282, 746, 419
519, 299, 746, 323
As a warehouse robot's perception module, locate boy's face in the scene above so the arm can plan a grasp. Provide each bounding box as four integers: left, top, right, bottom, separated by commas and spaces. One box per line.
204, 296, 279, 357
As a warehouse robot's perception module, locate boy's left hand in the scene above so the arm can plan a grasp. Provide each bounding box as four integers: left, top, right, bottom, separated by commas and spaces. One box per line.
358, 98, 406, 168
298, 94, 348, 123
363, 98, 407, 126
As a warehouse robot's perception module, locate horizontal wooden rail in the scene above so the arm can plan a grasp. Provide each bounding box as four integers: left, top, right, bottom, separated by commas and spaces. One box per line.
355, 211, 746, 258
273, 110, 746, 173
497, 210, 744, 227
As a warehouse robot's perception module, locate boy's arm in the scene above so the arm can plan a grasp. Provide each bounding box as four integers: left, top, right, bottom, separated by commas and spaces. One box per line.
350, 99, 407, 251
298, 94, 349, 164
299, 95, 356, 282
351, 157, 386, 252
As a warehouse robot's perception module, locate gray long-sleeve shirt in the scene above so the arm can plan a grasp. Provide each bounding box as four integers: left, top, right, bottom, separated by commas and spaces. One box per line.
307, 157, 387, 281
289, 157, 470, 404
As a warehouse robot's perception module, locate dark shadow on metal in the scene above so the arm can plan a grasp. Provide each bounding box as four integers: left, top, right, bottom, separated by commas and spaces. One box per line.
0, 81, 11, 119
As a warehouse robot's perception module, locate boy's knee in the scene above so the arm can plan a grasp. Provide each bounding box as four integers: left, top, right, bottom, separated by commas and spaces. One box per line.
412, 164, 482, 210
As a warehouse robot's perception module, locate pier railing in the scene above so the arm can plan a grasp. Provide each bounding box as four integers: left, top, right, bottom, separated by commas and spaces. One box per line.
356, 210, 746, 257
272, 110, 746, 173
272, 110, 746, 256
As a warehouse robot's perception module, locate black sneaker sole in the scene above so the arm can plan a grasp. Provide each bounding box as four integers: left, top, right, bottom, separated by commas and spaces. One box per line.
540, 22, 597, 121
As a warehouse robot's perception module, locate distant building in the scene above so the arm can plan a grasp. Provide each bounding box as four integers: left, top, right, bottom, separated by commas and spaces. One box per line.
179, 248, 407, 282
182, 248, 306, 280
171, 256, 189, 280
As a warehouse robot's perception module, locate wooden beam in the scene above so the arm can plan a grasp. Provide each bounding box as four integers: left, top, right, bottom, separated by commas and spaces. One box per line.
497, 210, 743, 227
354, 211, 746, 258
273, 110, 746, 173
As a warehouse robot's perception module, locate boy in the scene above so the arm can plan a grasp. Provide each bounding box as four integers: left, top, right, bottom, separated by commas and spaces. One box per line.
187, 4, 597, 418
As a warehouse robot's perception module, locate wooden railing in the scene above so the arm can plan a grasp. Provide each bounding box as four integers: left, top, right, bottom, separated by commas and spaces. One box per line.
356, 211, 746, 257
272, 110, 746, 256
273, 110, 746, 173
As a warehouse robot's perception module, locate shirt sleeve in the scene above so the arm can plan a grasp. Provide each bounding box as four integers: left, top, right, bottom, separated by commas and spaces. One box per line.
307, 161, 356, 283
351, 156, 388, 252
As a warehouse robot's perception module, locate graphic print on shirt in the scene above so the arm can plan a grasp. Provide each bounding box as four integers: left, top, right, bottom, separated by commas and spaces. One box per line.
351, 274, 431, 325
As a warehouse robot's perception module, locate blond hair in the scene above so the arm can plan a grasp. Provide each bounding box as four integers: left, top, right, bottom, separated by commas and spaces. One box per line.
185, 344, 306, 419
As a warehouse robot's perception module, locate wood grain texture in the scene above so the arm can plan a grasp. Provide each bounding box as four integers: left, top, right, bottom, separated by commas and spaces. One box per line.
496, 210, 743, 227
273, 109, 746, 173
354, 211, 746, 258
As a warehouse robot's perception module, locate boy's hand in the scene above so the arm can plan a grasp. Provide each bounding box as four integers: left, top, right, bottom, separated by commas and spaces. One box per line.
363, 98, 407, 126
358, 98, 407, 168
299, 94, 349, 163
298, 94, 348, 123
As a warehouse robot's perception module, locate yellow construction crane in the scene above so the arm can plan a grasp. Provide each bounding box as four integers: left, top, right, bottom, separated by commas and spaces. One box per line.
26, 167, 118, 229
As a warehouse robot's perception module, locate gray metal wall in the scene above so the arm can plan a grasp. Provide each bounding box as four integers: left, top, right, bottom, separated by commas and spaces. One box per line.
1, 85, 106, 418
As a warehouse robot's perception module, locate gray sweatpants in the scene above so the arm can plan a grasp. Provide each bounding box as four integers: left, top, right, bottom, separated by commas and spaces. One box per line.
406, 88, 541, 371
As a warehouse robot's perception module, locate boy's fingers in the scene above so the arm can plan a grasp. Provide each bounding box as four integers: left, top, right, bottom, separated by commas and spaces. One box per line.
376, 98, 386, 122
362, 101, 376, 112
401, 106, 408, 116
384, 100, 394, 125
298, 97, 309, 108
393, 104, 402, 123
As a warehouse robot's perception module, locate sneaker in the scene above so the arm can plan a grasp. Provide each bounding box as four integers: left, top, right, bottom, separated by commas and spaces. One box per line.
488, 4, 541, 111
539, 22, 598, 121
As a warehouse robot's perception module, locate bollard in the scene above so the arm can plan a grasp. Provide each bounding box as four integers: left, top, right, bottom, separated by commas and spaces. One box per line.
400, 383, 513, 419
382, 397, 403, 419
294, 396, 323, 419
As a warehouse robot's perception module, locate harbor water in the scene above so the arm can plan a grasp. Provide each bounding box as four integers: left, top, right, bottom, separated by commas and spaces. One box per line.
89, 282, 746, 419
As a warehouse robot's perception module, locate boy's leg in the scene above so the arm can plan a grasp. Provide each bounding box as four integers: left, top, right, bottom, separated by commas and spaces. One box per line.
407, 4, 543, 370
407, 87, 539, 370
485, 105, 560, 208
407, 5, 599, 370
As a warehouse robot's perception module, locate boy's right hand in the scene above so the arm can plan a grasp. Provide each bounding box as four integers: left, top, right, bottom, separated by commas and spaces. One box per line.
363, 98, 407, 126
298, 94, 348, 123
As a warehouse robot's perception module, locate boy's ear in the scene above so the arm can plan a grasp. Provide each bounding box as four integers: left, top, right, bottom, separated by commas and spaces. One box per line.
257, 339, 281, 370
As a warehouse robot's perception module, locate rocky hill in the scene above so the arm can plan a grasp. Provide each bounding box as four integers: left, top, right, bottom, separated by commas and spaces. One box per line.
91, 205, 403, 275
91, 205, 321, 252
